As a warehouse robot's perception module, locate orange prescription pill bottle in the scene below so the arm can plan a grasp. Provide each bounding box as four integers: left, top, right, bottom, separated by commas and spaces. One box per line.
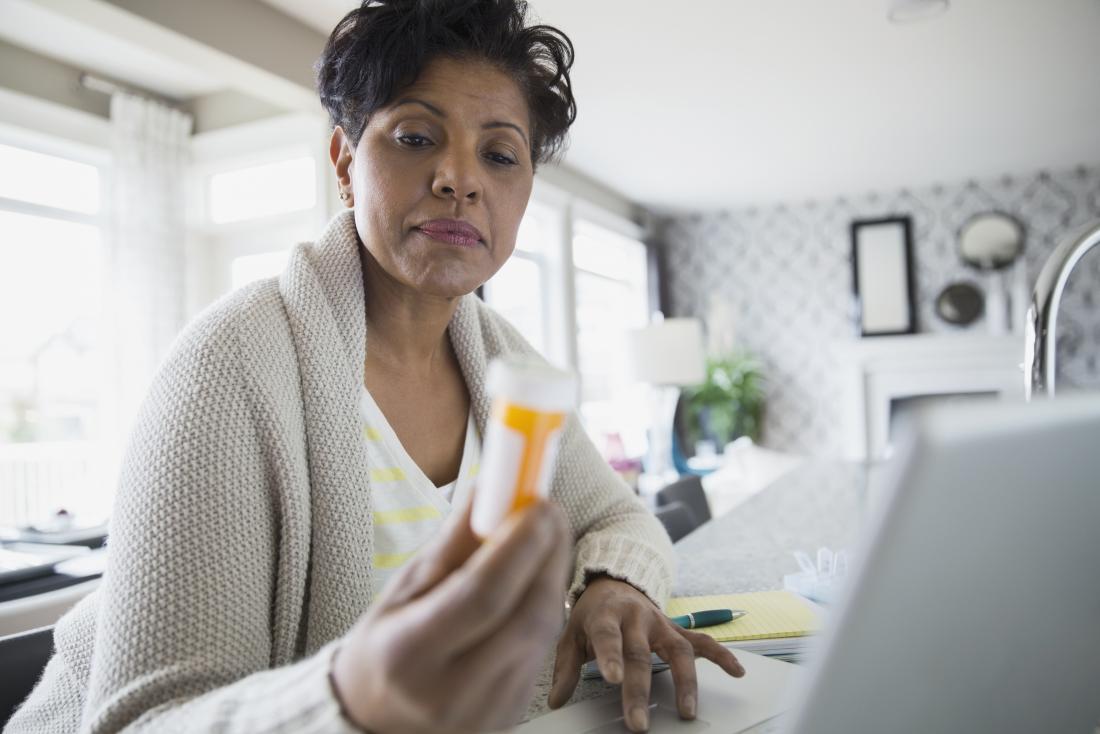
471, 357, 577, 539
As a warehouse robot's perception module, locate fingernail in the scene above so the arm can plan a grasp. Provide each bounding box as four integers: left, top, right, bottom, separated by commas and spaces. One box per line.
605, 661, 622, 683
628, 705, 649, 731
683, 694, 696, 717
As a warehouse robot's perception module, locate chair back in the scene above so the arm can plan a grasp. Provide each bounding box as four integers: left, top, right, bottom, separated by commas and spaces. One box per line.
0, 626, 53, 726
656, 475, 712, 524
654, 501, 700, 543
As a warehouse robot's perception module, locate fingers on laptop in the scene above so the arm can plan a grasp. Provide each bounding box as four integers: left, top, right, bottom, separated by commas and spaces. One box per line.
549, 613, 628, 709
654, 629, 699, 719
679, 628, 746, 677
620, 616, 655, 732
587, 619, 626, 684
549, 609, 747, 729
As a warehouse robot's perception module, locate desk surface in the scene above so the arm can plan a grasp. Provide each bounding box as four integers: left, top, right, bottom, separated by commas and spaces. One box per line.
525, 460, 872, 721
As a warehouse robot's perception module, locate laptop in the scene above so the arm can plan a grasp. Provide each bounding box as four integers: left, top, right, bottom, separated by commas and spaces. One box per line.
517, 395, 1100, 733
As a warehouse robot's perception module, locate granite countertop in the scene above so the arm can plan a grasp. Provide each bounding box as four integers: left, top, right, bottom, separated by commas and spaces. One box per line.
674, 460, 869, 596
524, 460, 872, 722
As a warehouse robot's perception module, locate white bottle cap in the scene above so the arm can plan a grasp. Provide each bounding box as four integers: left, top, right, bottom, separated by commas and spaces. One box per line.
486, 357, 577, 413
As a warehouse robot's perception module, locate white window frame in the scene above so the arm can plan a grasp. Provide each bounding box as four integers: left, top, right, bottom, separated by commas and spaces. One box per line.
523, 177, 649, 374
569, 207, 650, 450
187, 113, 332, 315
501, 177, 653, 454
482, 198, 560, 358
0, 95, 111, 229
0, 98, 113, 526
525, 178, 577, 369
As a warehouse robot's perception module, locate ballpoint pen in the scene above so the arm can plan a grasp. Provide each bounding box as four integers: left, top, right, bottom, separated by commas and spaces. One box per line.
668, 608, 747, 630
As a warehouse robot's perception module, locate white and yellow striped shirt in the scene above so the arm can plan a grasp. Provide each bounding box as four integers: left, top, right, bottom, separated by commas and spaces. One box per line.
360, 386, 480, 597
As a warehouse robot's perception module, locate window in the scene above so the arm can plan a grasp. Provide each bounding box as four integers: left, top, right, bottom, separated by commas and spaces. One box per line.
231, 250, 291, 290
482, 196, 654, 456
208, 155, 316, 224
0, 143, 100, 215
482, 204, 555, 356
189, 125, 326, 312
572, 219, 650, 454
0, 140, 107, 527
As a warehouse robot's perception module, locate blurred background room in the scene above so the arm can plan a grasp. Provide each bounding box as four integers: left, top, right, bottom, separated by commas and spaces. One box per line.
0, 0, 1098, 614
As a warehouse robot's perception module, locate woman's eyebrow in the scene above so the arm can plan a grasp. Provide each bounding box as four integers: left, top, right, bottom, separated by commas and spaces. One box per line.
482, 121, 529, 147
392, 97, 529, 146
393, 97, 446, 117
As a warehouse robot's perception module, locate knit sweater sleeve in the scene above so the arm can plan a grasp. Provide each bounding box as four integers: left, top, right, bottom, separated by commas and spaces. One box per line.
555, 412, 675, 608
472, 302, 675, 609
77, 295, 357, 734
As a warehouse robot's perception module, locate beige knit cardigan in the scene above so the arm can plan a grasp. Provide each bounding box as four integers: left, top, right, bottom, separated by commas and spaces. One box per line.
6, 210, 674, 733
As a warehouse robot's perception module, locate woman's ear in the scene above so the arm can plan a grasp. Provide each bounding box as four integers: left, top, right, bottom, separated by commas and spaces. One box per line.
329, 126, 355, 203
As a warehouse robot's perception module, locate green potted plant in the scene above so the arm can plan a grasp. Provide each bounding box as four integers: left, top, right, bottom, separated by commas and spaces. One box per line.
681, 351, 765, 451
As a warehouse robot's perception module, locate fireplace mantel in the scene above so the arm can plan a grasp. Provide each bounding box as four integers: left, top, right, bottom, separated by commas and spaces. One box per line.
832, 333, 1025, 461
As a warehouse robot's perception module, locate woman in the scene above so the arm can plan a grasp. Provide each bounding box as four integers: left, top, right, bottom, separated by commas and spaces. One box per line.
7, 1, 742, 732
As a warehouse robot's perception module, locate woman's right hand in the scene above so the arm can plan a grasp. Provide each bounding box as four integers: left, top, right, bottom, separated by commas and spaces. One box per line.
331, 498, 572, 734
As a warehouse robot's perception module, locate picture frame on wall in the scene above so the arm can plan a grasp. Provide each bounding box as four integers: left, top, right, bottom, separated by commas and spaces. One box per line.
850, 216, 917, 337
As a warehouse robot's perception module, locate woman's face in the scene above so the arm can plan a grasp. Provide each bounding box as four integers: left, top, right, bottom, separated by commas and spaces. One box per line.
332, 56, 535, 299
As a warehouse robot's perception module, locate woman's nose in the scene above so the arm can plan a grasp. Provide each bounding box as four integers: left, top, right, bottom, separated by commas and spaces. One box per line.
431, 150, 482, 203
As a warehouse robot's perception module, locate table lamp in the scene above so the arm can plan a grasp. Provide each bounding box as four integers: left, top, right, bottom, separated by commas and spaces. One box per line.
625, 318, 706, 493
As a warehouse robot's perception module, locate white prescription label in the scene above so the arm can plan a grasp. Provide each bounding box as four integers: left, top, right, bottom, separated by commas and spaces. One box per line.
471, 420, 525, 538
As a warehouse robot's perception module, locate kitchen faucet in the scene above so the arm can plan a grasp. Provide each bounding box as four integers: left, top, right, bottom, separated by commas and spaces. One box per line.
1024, 220, 1100, 399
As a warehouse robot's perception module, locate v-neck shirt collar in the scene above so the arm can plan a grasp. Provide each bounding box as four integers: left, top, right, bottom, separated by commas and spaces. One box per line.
358, 386, 479, 504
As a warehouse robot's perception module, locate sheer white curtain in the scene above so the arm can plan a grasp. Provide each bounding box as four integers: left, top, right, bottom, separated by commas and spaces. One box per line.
103, 93, 192, 480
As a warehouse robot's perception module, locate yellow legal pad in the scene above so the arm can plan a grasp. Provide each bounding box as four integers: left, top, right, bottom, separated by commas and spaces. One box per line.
665, 591, 820, 642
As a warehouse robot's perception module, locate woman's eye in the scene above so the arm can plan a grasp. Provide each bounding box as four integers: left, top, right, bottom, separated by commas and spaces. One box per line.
397, 134, 432, 147
486, 151, 518, 166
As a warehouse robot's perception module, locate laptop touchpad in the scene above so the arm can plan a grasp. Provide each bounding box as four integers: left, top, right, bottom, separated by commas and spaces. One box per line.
581, 702, 712, 733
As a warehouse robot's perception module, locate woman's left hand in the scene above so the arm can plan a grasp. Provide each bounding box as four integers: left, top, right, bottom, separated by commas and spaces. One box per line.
548, 576, 745, 733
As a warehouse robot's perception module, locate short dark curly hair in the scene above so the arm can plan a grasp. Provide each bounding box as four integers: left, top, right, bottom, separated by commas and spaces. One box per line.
316, 0, 576, 167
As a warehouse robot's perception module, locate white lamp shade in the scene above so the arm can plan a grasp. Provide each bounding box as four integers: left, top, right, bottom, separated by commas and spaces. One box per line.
625, 318, 706, 386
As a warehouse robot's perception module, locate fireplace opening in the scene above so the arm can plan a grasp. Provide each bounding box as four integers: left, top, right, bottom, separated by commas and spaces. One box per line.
887, 392, 999, 456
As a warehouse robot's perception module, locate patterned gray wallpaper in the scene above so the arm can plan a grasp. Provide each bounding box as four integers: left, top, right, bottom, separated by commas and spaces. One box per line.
659, 165, 1100, 457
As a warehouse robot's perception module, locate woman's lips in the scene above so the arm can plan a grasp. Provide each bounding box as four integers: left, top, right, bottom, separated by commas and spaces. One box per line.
415, 219, 484, 248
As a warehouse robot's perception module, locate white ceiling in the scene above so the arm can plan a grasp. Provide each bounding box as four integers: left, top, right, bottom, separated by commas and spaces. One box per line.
260, 0, 356, 34
541, 0, 1100, 212
258, 0, 1100, 213
20, 0, 1094, 212
0, 0, 222, 99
